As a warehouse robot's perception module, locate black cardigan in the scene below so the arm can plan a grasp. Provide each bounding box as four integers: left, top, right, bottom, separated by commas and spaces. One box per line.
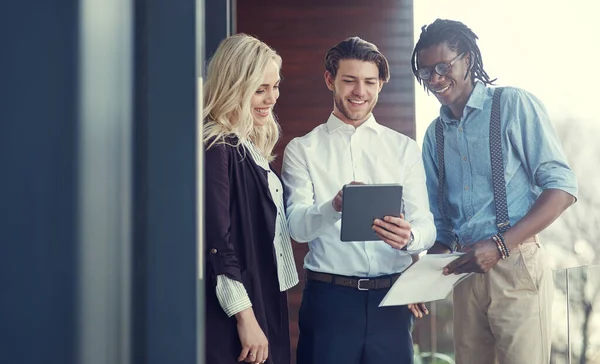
204, 138, 291, 364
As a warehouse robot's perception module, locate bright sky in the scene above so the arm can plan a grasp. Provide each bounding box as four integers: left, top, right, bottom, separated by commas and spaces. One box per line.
413, 0, 599, 144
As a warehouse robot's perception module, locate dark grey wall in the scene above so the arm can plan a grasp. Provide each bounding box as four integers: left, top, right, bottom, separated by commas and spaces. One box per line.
1, 0, 199, 363
132, 0, 198, 363
1, 1, 79, 363
203, 0, 233, 66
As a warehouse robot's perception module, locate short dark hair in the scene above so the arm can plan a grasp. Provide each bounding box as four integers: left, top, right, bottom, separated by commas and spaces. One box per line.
411, 19, 496, 87
325, 37, 390, 82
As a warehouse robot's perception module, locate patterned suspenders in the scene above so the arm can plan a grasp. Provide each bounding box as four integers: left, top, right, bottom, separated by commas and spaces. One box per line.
434, 87, 510, 251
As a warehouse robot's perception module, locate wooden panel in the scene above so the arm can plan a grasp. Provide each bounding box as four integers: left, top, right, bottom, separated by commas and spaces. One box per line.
237, 1, 415, 360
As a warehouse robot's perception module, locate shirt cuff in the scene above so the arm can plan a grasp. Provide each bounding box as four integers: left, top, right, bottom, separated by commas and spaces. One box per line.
404, 228, 420, 253
216, 275, 252, 317
317, 197, 342, 224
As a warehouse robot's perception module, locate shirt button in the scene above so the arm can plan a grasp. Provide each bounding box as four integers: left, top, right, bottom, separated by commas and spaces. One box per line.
458, 127, 463, 132
467, 216, 472, 220
210, 248, 218, 254
276, 189, 279, 192
464, 185, 469, 190
462, 156, 467, 161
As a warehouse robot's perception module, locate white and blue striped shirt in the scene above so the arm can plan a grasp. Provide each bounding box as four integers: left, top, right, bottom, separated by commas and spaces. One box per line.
215, 141, 298, 317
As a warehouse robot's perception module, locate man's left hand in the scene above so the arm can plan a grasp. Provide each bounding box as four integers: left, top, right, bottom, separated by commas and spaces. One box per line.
443, 239, 501, 275
372, 214, 412, 250
408, 303, 429, 318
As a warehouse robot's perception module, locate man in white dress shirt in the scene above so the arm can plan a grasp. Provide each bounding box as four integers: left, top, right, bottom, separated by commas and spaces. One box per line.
281, 37, 436, 364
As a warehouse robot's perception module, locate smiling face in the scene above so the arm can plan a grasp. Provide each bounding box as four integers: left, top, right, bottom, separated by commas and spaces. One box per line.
325, 59, 383, 127
418, 42, 474, 119
251, 61, 281, 127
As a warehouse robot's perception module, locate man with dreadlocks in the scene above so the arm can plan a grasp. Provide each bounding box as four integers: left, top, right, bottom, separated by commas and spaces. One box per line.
412, 19, 578, 364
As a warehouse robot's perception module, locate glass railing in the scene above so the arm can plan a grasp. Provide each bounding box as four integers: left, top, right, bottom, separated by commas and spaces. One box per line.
552, 265, 600, 364
413, 265, 600, 364
413, 298, 455, 364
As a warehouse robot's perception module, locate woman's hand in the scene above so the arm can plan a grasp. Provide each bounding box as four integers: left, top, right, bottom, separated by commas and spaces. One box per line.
235, 308, 269, 364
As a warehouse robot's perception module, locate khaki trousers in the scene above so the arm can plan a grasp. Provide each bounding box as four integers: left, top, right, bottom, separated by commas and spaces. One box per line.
452, 239, 553, 364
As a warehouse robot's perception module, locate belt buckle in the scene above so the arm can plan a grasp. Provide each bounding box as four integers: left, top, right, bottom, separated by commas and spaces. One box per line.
357, 278, 369, 291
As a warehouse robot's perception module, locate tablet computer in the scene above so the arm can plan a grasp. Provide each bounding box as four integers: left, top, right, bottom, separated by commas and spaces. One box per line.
340, 183, 404, 242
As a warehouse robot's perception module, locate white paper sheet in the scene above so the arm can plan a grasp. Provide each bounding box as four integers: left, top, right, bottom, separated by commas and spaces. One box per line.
379, 253, 472, 307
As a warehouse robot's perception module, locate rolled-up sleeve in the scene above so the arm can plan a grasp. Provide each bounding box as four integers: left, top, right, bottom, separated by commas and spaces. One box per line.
281, 139, 341, 243
204, 143, 243, 284
507, 89, 578, 200
216, 275, 252, 317
422, 127, 457, 250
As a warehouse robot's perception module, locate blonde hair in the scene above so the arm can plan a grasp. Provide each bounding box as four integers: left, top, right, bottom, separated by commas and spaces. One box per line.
203, 33, 282, 161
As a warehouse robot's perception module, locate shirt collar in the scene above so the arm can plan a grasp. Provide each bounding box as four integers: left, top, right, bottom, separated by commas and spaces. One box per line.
325, 113, 382, 134
439, 81, 488, 123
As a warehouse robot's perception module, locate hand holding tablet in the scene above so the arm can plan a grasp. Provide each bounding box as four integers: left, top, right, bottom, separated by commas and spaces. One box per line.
339, 183, 409, 248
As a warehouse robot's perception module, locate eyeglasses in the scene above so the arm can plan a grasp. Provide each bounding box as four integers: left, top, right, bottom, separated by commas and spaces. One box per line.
416, 53, 465, 81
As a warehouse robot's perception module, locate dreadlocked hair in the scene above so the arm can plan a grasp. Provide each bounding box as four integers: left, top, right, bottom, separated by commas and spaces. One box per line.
411, 19, 496, 88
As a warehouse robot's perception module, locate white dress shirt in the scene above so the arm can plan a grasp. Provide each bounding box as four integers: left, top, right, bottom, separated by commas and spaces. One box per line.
281, 113, 435, 277
215, 141, 298, 317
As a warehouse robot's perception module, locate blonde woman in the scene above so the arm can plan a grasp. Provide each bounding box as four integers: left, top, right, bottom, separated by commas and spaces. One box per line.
203, 34, 298, 364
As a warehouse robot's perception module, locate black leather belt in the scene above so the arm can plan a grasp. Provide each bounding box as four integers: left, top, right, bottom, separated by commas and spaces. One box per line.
306, 270, 400, 291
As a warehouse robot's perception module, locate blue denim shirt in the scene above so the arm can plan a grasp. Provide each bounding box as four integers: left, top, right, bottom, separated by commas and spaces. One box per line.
422, 82, 578, 249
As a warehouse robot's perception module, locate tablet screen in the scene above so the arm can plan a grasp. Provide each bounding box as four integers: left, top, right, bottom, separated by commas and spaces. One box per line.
340, 184, 404, 242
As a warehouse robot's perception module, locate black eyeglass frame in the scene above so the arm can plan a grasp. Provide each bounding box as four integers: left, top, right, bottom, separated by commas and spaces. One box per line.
416, 52, 466, 81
